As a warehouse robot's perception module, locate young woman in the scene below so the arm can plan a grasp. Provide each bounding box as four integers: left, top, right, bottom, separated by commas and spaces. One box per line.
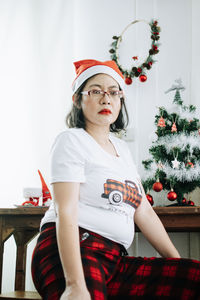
31, 59, 200, 300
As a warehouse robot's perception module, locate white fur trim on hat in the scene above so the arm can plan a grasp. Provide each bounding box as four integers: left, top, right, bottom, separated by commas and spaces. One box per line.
72, 65, 125, 94
23, 187, 42, 198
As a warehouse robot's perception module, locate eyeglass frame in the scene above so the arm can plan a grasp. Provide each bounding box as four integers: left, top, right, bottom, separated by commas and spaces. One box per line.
81, 89, 124, 99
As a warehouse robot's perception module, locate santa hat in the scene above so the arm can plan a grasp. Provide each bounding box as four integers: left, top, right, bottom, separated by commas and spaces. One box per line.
72, 59, 125, 94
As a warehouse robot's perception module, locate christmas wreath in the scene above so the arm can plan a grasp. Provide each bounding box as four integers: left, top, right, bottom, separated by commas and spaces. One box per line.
109, 19, 161, 85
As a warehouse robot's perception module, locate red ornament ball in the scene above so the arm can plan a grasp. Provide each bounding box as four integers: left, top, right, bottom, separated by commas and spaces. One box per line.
167, 191, 177, 201
187, 200, 195, 206
152, 182, 163, 192
125, 77, 132, 85
182, 198, 187, 205
146, 194, 154, 206
139, 74, 147, 82
186, 162, 194, 168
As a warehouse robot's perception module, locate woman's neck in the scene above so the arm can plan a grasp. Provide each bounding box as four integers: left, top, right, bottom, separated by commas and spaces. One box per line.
85, 125, 110, 145
85, 124, 119, 157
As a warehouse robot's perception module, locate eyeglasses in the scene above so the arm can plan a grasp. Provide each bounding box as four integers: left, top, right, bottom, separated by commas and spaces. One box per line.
81, 89, 124, 100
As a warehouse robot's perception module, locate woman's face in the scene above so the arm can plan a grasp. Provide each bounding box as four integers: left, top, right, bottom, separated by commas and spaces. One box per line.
80, 74, 122, 130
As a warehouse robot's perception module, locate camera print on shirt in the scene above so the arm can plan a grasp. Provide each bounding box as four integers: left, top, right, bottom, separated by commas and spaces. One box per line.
101, 179, 142, 209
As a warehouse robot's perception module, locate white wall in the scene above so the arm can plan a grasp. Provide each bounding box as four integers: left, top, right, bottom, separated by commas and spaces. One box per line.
0, 0, 74, 207
0, 0, 199, 293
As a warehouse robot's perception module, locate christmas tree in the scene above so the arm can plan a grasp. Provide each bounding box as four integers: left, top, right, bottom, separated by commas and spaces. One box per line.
142, 79, 200, 206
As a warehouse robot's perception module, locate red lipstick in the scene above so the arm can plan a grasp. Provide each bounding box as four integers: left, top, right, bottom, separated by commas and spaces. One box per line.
98, 109, 112, 115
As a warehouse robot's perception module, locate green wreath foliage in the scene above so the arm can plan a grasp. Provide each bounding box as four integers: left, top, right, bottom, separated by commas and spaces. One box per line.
109, 19, 161, 83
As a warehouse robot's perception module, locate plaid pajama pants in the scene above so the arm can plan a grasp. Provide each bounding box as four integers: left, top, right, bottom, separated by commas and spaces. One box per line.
31, 222, 200, 300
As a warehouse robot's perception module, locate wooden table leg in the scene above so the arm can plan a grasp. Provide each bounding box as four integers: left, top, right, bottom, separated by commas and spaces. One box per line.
0, 217, 3, 293
0, 217, 15, 293
0, 244, 4, 293
13, 230, 39, 291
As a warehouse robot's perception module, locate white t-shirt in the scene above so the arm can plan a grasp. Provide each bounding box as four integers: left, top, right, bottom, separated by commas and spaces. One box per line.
41, 128, 143, 249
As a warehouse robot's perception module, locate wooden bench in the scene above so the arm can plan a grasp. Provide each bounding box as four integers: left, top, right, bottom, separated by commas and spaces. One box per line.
0, 206, 200, 298
0, 291, 41, 299
0, 207, 47, 299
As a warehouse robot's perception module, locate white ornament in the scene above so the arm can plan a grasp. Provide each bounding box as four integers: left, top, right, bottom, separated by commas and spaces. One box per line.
172, 158, 180, 169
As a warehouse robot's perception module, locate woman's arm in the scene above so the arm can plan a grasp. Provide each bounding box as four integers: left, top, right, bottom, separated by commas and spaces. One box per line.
134, 182, 180, 258
53, 182, 91, 299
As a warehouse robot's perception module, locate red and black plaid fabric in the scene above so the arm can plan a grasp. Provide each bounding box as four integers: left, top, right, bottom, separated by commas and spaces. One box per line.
102, 179, 142, 208
31, 223, 65, 300
31, 222, 200, 300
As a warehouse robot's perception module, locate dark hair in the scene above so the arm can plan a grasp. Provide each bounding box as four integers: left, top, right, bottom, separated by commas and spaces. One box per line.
66, 75, 129, 132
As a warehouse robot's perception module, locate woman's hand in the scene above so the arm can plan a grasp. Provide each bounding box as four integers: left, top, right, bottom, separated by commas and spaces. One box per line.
60, 285, 91, 300
135, 180, 180, 258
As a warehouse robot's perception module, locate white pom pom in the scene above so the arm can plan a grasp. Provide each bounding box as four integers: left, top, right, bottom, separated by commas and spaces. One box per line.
23, 187, 42, 198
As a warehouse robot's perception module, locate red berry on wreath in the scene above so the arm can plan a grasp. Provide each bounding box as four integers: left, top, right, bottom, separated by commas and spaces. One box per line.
137, 68, 142, 73
139, 74, 147, 82
125, 77, 132, 85
152, 182, 163, 192
148, 61, 153, 66
153, 45, 158, 51
146, 194, 154, 206
167, 190, 177, 201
